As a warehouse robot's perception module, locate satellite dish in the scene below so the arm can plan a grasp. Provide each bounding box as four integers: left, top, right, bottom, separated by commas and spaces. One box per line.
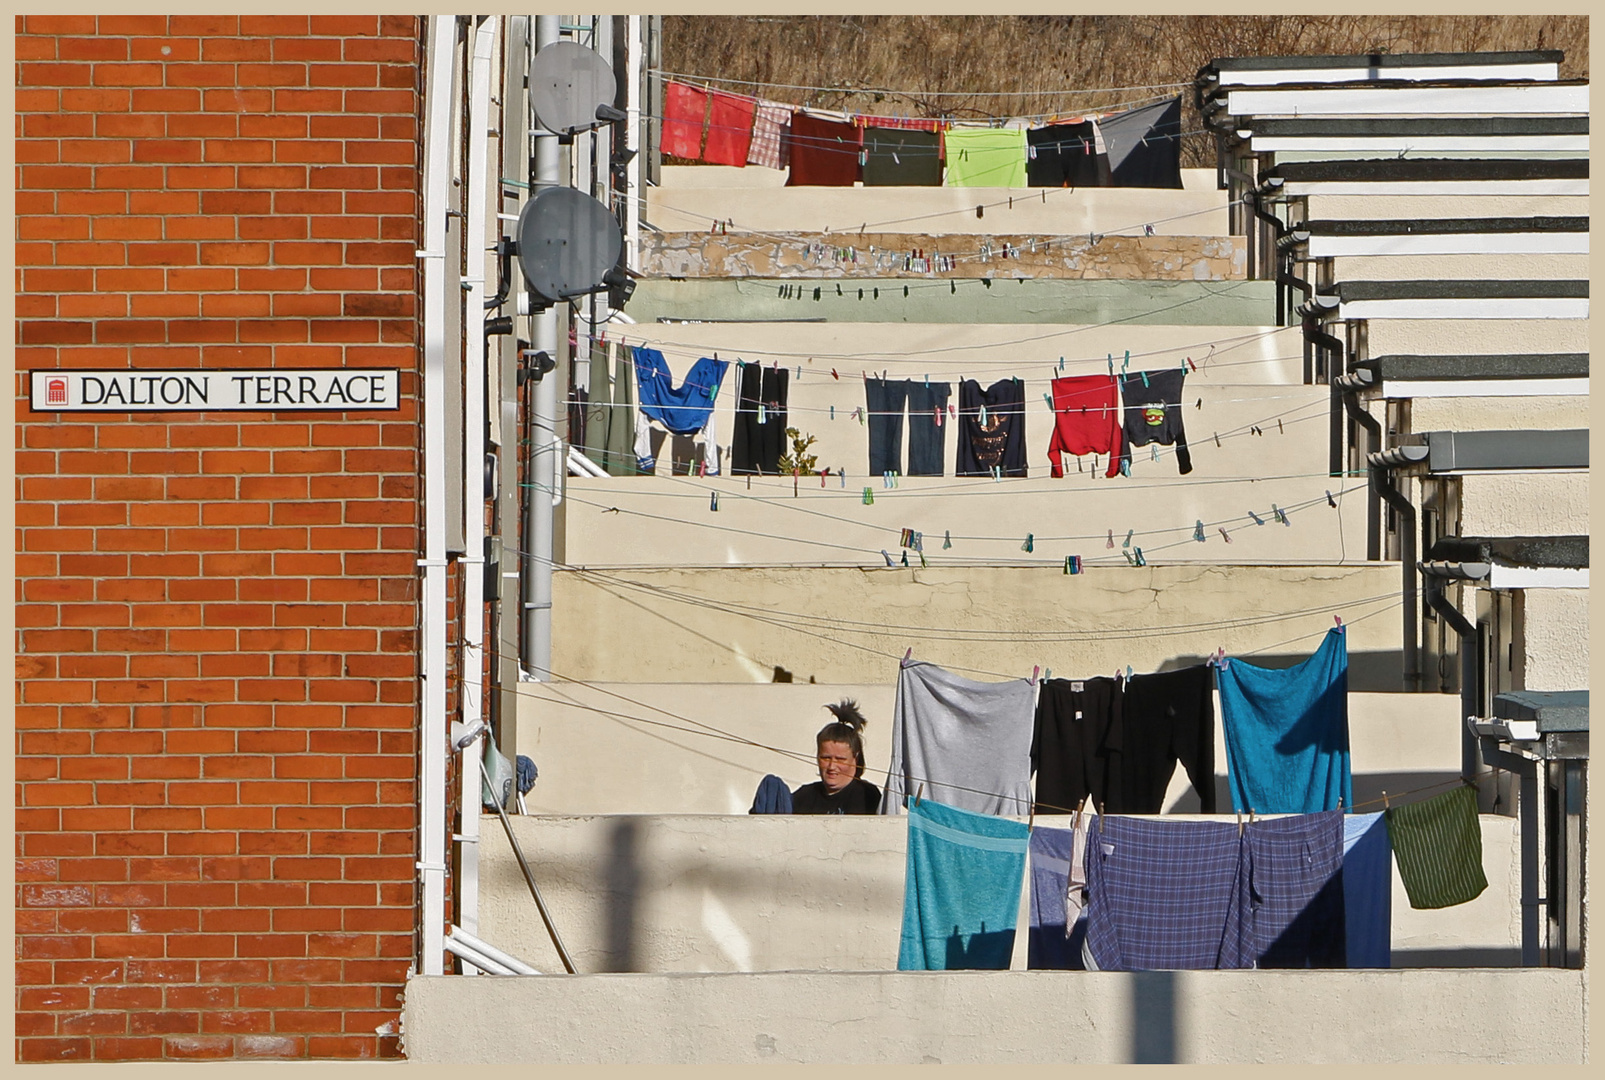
514, 186, 623, 305
530, 41, 620, 136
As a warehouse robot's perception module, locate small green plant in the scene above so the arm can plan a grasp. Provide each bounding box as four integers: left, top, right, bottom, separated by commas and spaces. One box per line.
776, 427, 819, 477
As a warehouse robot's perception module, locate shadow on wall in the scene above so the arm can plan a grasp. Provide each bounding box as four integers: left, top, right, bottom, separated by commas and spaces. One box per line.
1130, 970, 1178, 1063
1159, 650, 1406, 693
602, 817, 641, 972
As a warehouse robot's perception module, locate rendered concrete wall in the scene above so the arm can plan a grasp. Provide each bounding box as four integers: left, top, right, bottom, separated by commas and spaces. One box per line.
515, 683, 1464, 817
1409, 395, 1589, 433
469, 812, 1521, 978
401, 966, 1585, 1063
624, 277, 1278, 325
642, 231, 1247, 280
646, 181, 1231, 236
1362, 317, 1589, 357
615, 321, 1305, 384
1300, 194, 1589, 223
547, 564, 1405, 684
1459, 472, 1589, 537
1521, 587, 1590, 691
1330, 252, 1590, 282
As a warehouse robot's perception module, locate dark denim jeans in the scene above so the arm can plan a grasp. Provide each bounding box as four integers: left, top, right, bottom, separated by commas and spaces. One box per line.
866, 378, 950, 476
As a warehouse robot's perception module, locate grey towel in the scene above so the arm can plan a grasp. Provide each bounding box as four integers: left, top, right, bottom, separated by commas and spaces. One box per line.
879, 661, 1035, 816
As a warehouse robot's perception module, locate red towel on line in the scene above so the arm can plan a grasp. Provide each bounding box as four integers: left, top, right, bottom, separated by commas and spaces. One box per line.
1048, 374, 1122, 479
703, 89, 757, 166
663, 81, 708, 161
786, 112, 862, 187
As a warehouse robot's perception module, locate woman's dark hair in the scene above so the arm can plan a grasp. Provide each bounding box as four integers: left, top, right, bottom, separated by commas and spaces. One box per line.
817, 699, 868, 779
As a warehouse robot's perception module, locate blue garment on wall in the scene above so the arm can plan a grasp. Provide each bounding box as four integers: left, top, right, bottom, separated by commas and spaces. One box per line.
1342, 811, 1392, 968
1218, 628, 1352, 814
632, 347, 727, 435
1027, 824, 1086, 970
1226, 809, 1346, 968
748, 774, 793, 814
897, 798, 1029, 971
1083, 814, 1246, 971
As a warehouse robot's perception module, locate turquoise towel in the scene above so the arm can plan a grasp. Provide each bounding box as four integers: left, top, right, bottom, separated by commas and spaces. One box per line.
1219, 627, 1352, 813
897, 798, 1029, 970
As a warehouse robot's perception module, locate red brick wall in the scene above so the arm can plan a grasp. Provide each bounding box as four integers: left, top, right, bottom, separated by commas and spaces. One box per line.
15, 15, 423, 1061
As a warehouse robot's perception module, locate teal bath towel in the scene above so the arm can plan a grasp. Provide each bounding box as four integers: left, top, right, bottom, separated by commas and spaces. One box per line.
897, 798, 1030, 970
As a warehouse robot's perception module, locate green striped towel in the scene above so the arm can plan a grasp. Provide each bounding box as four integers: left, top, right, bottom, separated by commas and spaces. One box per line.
1385, 784, 1489, 909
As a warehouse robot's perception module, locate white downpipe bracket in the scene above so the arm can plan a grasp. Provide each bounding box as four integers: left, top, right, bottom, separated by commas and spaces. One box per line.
455, 13, 500, 954
417, 13, 458, 978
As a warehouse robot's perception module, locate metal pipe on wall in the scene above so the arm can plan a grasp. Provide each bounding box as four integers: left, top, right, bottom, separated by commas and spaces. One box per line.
1424, 580, 1486, 797
1369, 448, 1427, 691
522, 14, 561, 680
454, 14, 500, 947
416, 13, 459, 978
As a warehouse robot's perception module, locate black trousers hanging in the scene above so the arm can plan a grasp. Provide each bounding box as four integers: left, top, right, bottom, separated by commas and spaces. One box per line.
731, 363, 788, 475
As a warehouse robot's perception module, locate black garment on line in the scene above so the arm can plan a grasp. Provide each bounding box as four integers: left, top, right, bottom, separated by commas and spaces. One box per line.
1098, 96, 1183, 189
956, 377, 1028, 477
1119, 368, 1192, 475
863, 128, 943, 187
1031, 676, 1123, 815
791, 777, 881, 815
1026, 122, 1109, 188
866, 377, 950, 477
1111, 664, 1216, 814
731, 363, 788, 475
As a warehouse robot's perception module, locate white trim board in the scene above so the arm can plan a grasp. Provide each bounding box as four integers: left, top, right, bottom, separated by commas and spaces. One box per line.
1226, 84, 1588, 117
1486, 565, 1589, 590
1382, 378, 1590, 399
1216, 63, 1559, 86
1250, 135, 1588, 153
1280, 179, 1589, 198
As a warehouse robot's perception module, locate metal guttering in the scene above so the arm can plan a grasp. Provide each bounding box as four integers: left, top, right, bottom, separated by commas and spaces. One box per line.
1288, 217, 1589, 259
1494, 691, 1590, 734
1368, 444, 1429, 690
1314, 279, 1589, 321
1420, 428, 1589, 472
1264, 158, 1590, 184
1334, 280, 1589, 301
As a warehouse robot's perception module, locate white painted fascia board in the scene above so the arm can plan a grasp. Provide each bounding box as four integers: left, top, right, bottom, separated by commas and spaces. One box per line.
1340, 298, 1588, 319
1307, 233, 1589, 257
1227, 84, 1589, 116
1217, 63, 1559, 86
1250, 135, 1588, 153
1486, 565, 1589, 589
1382, 378, 1590, 399
1282, 179, 1590, 197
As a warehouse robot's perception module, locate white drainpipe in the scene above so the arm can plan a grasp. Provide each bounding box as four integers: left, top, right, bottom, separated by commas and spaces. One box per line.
416, 13, 458, 978
455, 14, 500, 949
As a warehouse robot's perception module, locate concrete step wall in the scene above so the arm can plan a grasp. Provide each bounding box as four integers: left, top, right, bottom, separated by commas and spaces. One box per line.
468, 811, 1525, 978
515, 683, 1463, 818
402, 966, 1586, 1063
1297, 193, 1589, 222
1361, 316, 1589, 356
544, 563, 1404, 685
1329, 252, 1589, 282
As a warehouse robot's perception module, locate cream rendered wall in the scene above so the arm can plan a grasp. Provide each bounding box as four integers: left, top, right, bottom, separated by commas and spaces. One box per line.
1363, 317, 1589, 356
1521, 587, 1589, 691
1458, 473, 1588, 537
547, 564, 1404, 683
1408, 395, 1588, 432
402, 966, 1586, 1063
470, 812, 1520, 978
1299, 194, 1589, 222
1328, 253, 1590, 282
514, 683, 1462, 816
646, 182, 1231, 236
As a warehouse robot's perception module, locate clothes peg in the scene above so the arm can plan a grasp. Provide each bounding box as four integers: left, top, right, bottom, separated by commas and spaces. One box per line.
1187, 357, 1196, 373
978, 404, 988, 425
1194, 520, 1206, 543
1334, 615, 1344, 630
915, 782, 924, 807
919, 551, 927, 568
1218, 527, 1231, 544
1196, 398, 1202, 410
1326, 490, 1337, 508
1021, 534, 1034, 554
1236, 809, 1243, 837
1140, 370, 1149, 389
1122, 351, 1131, 376
1044, 393, 1054, 408
1382, 791, 1389, 809
1107, 529, 1115, 549
1151, 444, 1160, 462
1107, 354, 1115, 378
1248, 509, 1264, 526
1213, 432, 1221, 447
839, 472, 846, 489
1133, 548, 1145, 567
830, 405, 835, 421
821, 469, 828, 488
881, 550, 895, 567
1272, 504, 1289, 525
756, 404, 766, 425
991, 465, 1002, 483
1277, 418, 1284, 434
863, 487, 874, 505
709, 491, 718, 511
901, 549, 909, 567
1123, 529, 1134, 549
943, 530, 952, 550
934, 406, 943, 429
1030, 665, 1039, 686
831, 368, 839, 380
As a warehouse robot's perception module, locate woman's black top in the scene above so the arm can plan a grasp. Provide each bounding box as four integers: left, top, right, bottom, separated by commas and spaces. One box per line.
791, 777, 881, 815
